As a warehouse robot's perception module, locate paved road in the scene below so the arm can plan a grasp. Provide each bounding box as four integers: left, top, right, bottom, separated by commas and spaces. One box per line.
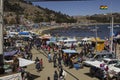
26, 48, 98, 80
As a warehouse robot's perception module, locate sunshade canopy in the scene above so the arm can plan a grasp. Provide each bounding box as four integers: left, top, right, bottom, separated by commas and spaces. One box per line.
19, 58, 35, 67
62, 49, 78, 54
4, 50, 18, 56
18, 32, 29, 35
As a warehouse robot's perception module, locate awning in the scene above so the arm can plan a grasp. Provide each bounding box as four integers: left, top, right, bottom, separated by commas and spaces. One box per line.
82, 37, 90, 41
0, 73, 22, 80
46, 41, 56, 45
18, 32, 29, 35
62, 49, 78, 54
19, 58, 35, 67
4, 50, 18, 56
90, 37, 105, 42
40, 34, 51, 39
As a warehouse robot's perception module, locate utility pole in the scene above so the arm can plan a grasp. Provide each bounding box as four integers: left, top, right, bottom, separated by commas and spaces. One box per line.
99, 5, 114, 53
95, 25, 98, 52
0, 0, 4, 67
110, 16, 114, 53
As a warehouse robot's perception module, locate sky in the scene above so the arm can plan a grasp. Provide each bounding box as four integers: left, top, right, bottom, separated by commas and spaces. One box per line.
32, 0, 120, 16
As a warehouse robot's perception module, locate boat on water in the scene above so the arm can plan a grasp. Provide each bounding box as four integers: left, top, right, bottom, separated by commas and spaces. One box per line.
114, 25, 120, 28
108, 25, 120, 28
90, 29, 96, 32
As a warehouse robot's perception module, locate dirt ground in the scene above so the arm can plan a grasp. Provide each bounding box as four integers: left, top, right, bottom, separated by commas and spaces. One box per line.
26, 48, 98, 80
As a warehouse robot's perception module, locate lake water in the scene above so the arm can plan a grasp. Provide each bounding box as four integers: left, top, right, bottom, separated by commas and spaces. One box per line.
42, 24, 120, 39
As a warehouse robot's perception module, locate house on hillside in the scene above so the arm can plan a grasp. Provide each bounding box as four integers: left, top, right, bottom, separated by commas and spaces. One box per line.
40, 22, 51, 27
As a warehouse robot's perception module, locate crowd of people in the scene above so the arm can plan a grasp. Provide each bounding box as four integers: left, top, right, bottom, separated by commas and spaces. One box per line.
32, 36, 120, 80
32, 37, 84, 80
4, 35, 118, 80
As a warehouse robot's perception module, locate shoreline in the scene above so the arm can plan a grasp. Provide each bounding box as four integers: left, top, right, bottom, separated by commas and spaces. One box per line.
35, 23, 120, 35
75, 23, 120, 26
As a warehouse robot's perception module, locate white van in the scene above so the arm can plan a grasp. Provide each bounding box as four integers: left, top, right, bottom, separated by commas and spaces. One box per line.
7, 32, 18, 37
63, 38, 78, 48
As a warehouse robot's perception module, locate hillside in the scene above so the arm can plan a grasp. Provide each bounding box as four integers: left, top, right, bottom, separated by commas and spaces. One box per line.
88, 13, 120, 23
3, 0, 77, 24
4, 0, 120, 25
74, 13, 120, 24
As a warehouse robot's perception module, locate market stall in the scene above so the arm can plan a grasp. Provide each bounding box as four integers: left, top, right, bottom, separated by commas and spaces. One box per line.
90, 37, 105, 52
4, 50, 18, 60
62, 49, 83, 69
39, 34, 52, 45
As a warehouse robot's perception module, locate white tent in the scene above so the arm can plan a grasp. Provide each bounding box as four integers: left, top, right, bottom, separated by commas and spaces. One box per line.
114, 34, 120, 39
81, 37, 92, 45
82, 37, 90, 41
19, 58, 35, 67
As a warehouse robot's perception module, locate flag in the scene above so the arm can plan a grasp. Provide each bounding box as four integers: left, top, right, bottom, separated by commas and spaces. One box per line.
100, 5, 108, 10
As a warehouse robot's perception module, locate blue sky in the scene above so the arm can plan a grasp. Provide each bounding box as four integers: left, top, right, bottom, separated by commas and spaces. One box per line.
32, 0, 120, 16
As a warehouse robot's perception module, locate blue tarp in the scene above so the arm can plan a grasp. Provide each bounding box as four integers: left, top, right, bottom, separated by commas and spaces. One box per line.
4, 50, 18, 56
62, 49, 78, 54
47, 37, 57, 44
74, 64, 80, 70
50, 37, 56, 41
18, 32, 29, 35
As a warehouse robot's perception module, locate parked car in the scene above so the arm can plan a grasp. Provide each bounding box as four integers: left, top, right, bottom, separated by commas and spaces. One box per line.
88, 59, 120, 79
83, 58, 118, 67
83, 50, 116, 66
103, 58, 118, 66
84, 50, 115, 61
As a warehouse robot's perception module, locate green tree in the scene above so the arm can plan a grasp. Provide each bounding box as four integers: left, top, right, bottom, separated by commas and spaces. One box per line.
34, 17, 43, 23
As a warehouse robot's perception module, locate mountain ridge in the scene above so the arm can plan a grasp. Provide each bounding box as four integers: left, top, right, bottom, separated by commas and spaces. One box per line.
3, 0, 120, 25
4, 0, 76, 24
